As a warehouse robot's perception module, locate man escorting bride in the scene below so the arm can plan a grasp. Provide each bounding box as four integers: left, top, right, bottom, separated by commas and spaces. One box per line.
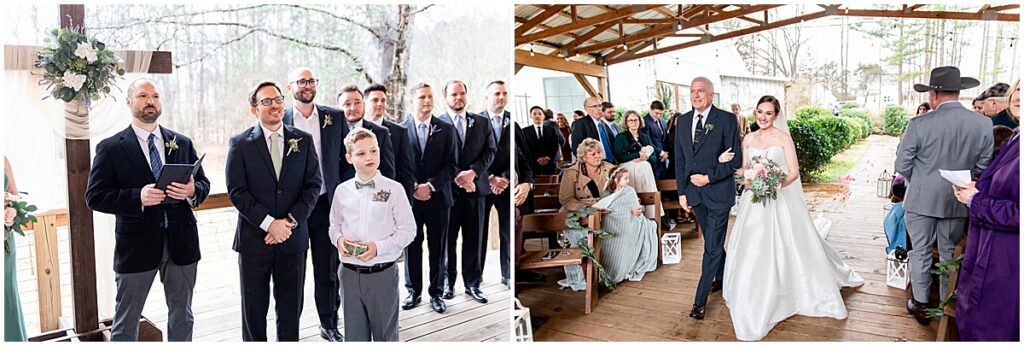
674, 76, 863, 341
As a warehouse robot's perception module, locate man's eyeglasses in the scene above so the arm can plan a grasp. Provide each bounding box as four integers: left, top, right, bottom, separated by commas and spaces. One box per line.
293, 78, 319, 87
585, 104, 601, 109
257, 96, 285, 106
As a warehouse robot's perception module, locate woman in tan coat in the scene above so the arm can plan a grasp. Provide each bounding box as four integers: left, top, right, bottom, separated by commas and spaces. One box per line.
556, 138, 616, 290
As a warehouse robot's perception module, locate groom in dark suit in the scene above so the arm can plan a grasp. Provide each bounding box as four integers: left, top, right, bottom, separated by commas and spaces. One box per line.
401, 83, 459, 313
280, 67, 346, 342
86, 79, 210, 341
673, 77, 743, 320
226, 81, 322, 341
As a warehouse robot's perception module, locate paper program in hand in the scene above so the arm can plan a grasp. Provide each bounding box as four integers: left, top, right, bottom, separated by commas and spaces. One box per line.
939, 169, 971, 186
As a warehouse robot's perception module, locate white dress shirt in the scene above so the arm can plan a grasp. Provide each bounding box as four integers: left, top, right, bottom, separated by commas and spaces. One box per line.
132, 123, 165, 169
328, 172, 416, 265
259, 124, 286, 232
291, 106, 326, 196
691, 107, 712, 142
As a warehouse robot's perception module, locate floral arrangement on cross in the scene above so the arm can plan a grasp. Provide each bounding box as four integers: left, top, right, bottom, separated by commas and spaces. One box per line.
34, 26, 125, 103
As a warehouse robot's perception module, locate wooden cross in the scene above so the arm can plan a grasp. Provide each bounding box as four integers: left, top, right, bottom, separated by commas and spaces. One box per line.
4, 4, 173, 340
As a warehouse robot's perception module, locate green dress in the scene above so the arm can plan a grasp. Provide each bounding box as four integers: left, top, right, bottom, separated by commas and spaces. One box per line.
4, 172, 27, 341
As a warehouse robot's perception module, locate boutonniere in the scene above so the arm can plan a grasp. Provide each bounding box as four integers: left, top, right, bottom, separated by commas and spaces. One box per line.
704, 123, 715, 132
322, 115, 333, 128
467, 116, 476, 128
286, 138, 302, 156
429, 126, 442, 136
165, 136, 179, 154
373, 189, 391, 203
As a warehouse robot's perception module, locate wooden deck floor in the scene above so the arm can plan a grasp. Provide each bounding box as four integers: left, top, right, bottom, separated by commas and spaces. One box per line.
13, 208, 511, 342
517, 135, 937, 341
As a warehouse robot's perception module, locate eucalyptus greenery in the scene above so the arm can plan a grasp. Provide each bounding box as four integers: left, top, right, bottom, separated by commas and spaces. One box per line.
925, 255, 963, 319
565, 206, 616, 289
34, 26, 125, 103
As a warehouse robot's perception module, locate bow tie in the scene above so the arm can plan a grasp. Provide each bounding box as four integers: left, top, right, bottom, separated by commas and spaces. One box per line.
355, 180, 376, 190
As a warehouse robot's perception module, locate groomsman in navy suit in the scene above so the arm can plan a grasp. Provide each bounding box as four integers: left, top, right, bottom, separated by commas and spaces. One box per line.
86, 79, 210, 341
401, 83, 459, 313
641, 100, 670, 179
336, 84, 396, 182
365, 83, 417, 202
227, 81, 322, 341
439, 81, 496, 304
280, 68, 345, 342
480, 80, 512, 287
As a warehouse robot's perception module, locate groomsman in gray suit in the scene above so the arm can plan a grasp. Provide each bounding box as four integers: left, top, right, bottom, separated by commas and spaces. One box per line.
895, 66, 992, 325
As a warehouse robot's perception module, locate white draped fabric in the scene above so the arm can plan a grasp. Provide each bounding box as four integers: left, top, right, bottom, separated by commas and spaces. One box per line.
4, 44, 154, 319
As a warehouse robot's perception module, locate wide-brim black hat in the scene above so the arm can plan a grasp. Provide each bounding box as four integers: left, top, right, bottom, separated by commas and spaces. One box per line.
913, 66, 980, 92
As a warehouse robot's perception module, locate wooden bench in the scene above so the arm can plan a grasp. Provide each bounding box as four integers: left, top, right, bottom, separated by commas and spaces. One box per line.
655, 179, 700, 237
636, 192, 665, 263
534, 175, 559, 184
517, 213, 603, 314
532, 195, 561, 214
533, 183, 559, 196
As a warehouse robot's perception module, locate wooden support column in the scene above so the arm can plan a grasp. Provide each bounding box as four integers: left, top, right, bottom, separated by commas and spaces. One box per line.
572, 73, 599, 98
30, 210, 66, 332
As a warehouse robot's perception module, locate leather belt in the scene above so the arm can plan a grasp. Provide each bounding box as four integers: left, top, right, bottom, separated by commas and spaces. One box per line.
343, 261, 395, 274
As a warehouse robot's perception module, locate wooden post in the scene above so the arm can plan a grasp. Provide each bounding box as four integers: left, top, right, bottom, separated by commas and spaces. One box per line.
31, 211, 64, 332
59, 4, 101, 341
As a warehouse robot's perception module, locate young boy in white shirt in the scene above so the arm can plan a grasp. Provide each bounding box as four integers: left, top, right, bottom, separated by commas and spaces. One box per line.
329, 128, 416, 341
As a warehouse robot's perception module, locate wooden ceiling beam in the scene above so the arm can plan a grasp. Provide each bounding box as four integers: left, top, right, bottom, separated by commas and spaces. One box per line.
515, 49, 606, 77
836, 8, 1018, 22
515, 5, 569, 37
560, 20, 619, 53
985, 4, 1018, 12
516, 4, 663, 46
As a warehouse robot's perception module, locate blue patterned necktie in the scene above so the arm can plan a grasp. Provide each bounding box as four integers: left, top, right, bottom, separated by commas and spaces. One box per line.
147, 133, 163, 179
418, 123, 428, 152
491, 116, 502, 142
597, 123, 613, 162
454, 115, 465, 142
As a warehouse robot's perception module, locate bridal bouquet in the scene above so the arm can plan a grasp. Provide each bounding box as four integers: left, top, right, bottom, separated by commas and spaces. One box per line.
5, 192, 38, 254
735, 156, 787, 206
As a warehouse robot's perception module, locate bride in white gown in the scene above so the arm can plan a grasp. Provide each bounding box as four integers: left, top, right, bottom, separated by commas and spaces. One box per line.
722, 96, 864, 341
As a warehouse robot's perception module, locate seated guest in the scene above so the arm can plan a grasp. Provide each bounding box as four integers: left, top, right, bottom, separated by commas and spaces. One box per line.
993, 125, 1013, 158
329, 128, 415, 341
883, 174, 909, 254
556, 138, 615, 290
594, 167, 658, 283
981, 83, 1017, 129
973, 95, 986, 115
572, 110, 585, 122
954, 79, 1019, 341
612, 110, 661, 218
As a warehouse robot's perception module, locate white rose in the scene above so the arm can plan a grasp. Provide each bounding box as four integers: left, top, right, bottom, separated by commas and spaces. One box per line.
62, 70, 86, 91
4, 207, 14, 227
73, 41, 98, 62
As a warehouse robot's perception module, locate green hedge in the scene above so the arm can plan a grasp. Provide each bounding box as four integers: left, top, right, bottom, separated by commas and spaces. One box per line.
839, 107, 873, 138
883, 105, 910, 136
788, 118, 834, 178
795, 106, 832, 120
786, 107, 867, 178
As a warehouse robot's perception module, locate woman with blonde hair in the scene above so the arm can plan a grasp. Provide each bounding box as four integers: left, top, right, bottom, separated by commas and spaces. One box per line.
556, 138, 615, 290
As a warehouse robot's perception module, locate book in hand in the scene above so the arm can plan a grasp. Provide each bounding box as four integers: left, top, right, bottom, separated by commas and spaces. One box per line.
344, 240, 368, 257
155, 153, 205, 204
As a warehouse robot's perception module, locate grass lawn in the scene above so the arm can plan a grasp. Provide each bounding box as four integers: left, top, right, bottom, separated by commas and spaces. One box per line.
808, 138, 871, 183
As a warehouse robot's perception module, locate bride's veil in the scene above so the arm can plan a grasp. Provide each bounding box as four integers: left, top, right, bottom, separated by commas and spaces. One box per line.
773, 107, 830, 238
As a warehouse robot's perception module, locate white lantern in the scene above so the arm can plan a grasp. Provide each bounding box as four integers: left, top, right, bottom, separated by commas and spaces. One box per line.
886, 249, 909, 289
513, 298, 534, 342
661, 232, 682, 264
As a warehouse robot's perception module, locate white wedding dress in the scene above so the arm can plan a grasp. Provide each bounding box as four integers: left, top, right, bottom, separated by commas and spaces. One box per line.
723, 146, 864, 341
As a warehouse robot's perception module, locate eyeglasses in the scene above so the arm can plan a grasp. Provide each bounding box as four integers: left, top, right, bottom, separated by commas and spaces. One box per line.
293, 78, 319, 87
585, 104, 601, 109
626, 119, 640, 123
257, 96, 285, 106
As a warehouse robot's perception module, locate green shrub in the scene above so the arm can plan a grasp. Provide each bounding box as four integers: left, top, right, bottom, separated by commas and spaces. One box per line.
841, 102, 858, 110
788, 118, 833, 178
839, 107, 873, 138
809, 116, 858, 154
795, 106, 832, 120
883, 105, 910, 136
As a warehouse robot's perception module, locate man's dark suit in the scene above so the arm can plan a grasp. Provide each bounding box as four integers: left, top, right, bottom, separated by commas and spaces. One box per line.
340, 120, 395, 182
402, 116, 459, 299
570, 116, 616, 163
87, 125, 211, 274
483, 110, 511, 282
226, 124, 322, 341
513, 122, 535, 264
281, 106, 345, 333
673, 105, 742, 308
641, 113, 669, 178
523, 122, 560, 175
380, 119, 417, 202
438, 112, 496, 292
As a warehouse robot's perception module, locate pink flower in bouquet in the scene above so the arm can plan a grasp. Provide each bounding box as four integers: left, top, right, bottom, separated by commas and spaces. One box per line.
752, 163, 765, 172
743, 169, 756, 181
4, 207, 14, 227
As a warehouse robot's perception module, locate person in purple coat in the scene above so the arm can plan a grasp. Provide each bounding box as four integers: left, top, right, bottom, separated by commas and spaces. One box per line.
953, 79, 1020, 341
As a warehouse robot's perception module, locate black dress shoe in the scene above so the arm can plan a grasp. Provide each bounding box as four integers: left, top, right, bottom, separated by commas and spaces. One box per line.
430, 296, 447, 313
709, 280, 723, 293
402, 295, 421, 310
689, 305, 706, 320
501, 277, 509, 287
319, 327, 345, 342
516, 270, 546, 283
906, 299, 931, 326
466, 287, 489, 303
442, 286, 455, 300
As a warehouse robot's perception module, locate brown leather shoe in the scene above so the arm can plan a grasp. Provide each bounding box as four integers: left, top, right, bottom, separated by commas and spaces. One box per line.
906, 299, 931, 325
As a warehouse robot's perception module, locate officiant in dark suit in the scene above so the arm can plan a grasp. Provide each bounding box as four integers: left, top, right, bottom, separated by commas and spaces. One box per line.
438, 81, 496, 304
280, 68, 346, 342
227, 81, 321, 341
86, 78, 210, 341
401, 83, 459, 313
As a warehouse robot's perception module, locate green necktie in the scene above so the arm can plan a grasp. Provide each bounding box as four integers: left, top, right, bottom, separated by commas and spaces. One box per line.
270, 132, 282, 179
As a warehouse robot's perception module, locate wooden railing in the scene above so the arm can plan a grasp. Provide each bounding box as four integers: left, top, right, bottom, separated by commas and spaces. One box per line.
21, 193, 231, 332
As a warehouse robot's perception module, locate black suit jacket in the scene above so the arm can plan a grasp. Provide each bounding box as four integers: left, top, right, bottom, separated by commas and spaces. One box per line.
440, 112, 496, 197
381, 119, 416, 202
523, 122, 560, 173
513, 123, 535, 214
569, 116, 600, 155
641, 114, 668, 154
673, 105, 743, 210
283, 105, 345, 202
226, 125, 322, 256
86, 126, 211, 274
404, 116, 459, 208
340, 120, 395, 183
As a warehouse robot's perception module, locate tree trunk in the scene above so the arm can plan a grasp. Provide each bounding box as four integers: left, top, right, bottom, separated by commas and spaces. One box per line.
384, 4, 414, 123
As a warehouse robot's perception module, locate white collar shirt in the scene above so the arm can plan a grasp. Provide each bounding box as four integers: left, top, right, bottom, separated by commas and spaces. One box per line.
328, 172, 417, 265
291, 106, 325, 195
